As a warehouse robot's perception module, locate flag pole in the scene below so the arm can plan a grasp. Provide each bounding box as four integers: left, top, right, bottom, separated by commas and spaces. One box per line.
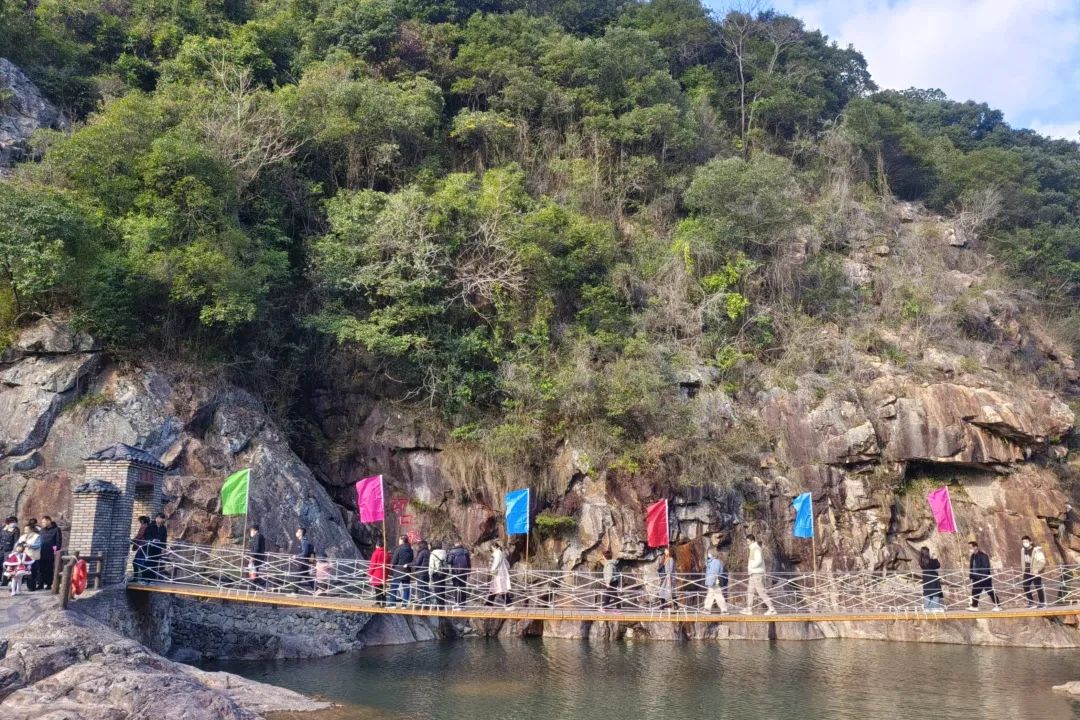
524, 488, 531, 566
380, 475, 388, 556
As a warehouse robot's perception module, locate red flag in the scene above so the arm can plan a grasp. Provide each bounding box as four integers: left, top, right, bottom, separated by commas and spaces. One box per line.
646, 499, 669, 548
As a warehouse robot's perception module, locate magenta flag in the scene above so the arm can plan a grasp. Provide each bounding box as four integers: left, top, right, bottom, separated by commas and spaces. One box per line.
926, 486, 957, 533
356, 475, 385, 523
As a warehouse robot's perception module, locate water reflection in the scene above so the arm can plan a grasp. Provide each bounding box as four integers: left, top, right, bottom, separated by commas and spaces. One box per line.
208, 638, 1080, 720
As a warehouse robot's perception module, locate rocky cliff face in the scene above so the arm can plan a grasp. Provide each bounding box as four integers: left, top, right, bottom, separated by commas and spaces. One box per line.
1, 204, 1079, 648
0, 59, 64, 169
0, 319, 355, 558
292, 203, 1080, 644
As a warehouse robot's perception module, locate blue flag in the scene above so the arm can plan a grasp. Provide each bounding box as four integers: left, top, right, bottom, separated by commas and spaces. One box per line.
506, 488, 530, 535
792, 492, 814, 538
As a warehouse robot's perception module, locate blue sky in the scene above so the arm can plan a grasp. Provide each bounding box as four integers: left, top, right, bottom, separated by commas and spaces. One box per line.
704, 0, 1080, 139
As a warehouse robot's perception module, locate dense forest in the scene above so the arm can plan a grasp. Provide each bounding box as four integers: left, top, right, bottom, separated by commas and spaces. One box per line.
2, 0, 1079, 493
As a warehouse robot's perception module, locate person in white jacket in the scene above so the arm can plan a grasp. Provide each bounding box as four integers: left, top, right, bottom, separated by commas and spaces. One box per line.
428, 541, 449, 607
17, 521, 42, 591
1021, 535, 1047, 608
741, 534, 776, 616
487, 542, 511, 606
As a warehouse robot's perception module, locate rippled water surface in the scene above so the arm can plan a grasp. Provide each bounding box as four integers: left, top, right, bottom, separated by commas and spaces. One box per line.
206, 638, 1080, 720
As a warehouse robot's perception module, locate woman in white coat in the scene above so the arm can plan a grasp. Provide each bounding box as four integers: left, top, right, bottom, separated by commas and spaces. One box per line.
487, 542, 511, 606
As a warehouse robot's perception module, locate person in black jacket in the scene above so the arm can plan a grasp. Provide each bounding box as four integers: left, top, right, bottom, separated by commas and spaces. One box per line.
390, 536, 414, 606
968, 541, 1000, 611
131, 516, 151, 581
918, 547, 944, 612
447, 541, 471, 607
0, 517, 18, 587
147, 513, 168, 582
247, 524, 268, 589
289, 528, 315, 593
37, 516, 62, 590
413, 540, 430, 606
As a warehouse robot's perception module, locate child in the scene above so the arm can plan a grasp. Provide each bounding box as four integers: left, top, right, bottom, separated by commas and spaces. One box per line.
4, 543, 34, 595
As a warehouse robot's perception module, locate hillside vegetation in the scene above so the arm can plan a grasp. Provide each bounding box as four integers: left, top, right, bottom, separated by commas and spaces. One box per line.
2, 0, 1079, 498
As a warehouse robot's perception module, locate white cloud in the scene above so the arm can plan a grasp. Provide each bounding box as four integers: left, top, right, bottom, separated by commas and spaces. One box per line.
1028, 120, 1080, 141
762, 0, 1080, 130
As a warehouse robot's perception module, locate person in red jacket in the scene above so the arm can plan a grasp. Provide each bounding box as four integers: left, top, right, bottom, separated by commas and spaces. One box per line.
368, 540, 388, 606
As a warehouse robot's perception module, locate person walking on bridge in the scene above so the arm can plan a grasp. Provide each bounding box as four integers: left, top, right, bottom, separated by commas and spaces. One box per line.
368, 540, 388, 605
429, 541, 448, 607
246, 524, 268, 589
390, 536, 414, 606
918, 547, 944, 612
741, 534, 776, 616
414, 540, 431, 606
702, 548, 729, 614
1021, 535, 1047, 608
289, 528, 315, 594
132, 516, 151, 582
968, 541, 1000, 611
656, 547, 675, 609
147, 513, 168, 582
448, 541, 471, 608
487, 542, 511, 606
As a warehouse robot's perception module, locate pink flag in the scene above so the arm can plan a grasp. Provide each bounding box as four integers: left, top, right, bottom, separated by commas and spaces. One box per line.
926, 486, 957, 533
356, 475, 385, 523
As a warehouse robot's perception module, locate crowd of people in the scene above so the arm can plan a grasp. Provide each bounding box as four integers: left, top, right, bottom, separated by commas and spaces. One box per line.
0, 509, 1061, 616
212, 527, 1062, 616
130, 513, 170, 582
1, 516, 63, 595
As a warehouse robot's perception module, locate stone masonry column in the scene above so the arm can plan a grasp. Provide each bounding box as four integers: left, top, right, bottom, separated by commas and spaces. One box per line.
68, 479, 121, 582
82, 444, 166, 585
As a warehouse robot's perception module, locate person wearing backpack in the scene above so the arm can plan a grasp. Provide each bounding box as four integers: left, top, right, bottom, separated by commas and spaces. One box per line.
447, 541, 471, 608
702, 548, 729, 614
429, 541, 448, 607
1021, 535, 1047, 608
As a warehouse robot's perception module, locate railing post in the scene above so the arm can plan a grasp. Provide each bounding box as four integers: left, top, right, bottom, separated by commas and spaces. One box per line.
59, 560, 74, 609
51, 552, 65, 594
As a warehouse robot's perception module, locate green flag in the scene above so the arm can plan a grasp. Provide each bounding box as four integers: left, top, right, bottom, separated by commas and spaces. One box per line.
220, 469, 250, 516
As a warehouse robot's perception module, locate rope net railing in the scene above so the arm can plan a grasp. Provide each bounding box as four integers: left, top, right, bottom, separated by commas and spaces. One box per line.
130, 542, 1080, 618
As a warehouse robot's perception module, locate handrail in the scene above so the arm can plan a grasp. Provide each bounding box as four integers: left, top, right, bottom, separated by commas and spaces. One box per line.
126, 542, 1079, 617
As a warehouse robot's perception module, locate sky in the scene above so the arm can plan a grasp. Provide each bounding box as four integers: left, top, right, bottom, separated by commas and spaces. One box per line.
705, 0, 1080, 140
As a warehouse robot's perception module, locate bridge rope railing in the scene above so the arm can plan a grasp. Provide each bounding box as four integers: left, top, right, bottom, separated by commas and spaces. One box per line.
131, 542, 1080, 617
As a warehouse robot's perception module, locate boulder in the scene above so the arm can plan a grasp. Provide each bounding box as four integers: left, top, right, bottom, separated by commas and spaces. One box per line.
0, 608, 328, 719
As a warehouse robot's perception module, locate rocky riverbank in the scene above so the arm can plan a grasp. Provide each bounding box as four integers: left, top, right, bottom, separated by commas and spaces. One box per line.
0, 594, 329, 719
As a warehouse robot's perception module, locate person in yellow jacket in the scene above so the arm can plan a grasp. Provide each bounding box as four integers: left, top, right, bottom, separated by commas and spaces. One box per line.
1021, 535, 1047, 608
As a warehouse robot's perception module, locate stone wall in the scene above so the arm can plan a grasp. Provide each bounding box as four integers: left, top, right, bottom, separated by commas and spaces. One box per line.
167, 596, 440, 660
66, 587, 174, 654
66, 586, 443, 661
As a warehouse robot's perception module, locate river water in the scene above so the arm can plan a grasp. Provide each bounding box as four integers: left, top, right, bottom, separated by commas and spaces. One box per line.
207, 638, 1080, 719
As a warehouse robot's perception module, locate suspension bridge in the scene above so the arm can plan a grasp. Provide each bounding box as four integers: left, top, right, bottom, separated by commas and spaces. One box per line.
125, 543, 1080, 624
